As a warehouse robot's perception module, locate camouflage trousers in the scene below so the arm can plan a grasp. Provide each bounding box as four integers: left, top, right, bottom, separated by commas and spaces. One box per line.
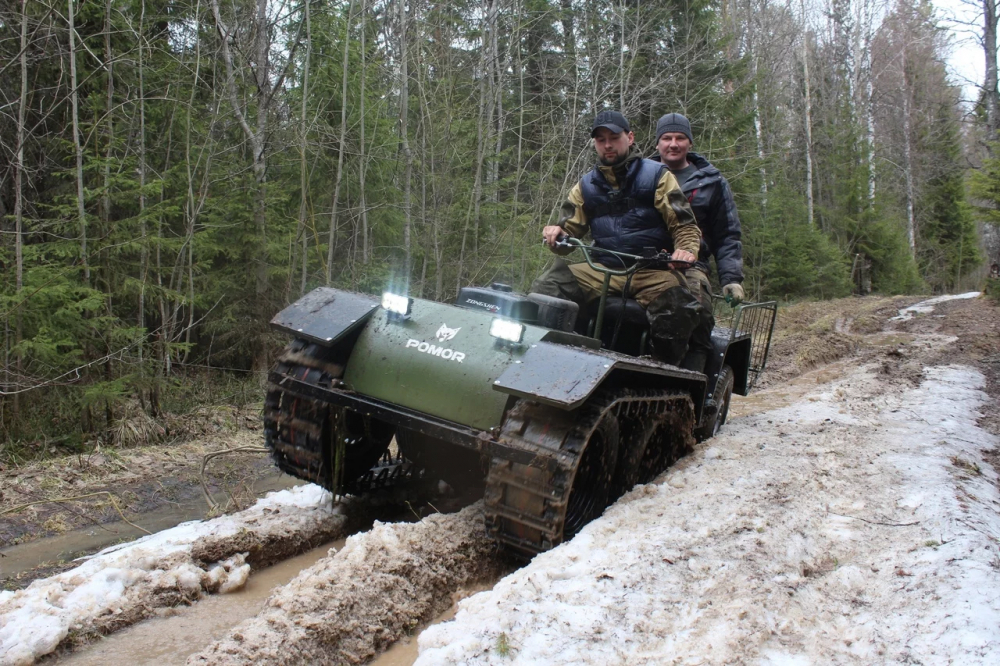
682, 267, 716, 372
530, 259, 704, 366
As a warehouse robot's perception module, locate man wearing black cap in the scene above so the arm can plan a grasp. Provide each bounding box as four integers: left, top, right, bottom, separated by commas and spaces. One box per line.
531, 110, 705, 366
654, 112, 745, 373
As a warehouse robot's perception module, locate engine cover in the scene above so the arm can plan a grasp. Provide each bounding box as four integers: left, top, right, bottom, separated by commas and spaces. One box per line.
455, 286, 539, 323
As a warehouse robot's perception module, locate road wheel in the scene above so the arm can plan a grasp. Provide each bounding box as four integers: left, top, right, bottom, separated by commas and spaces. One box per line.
564, 409, 619, 538
694, 364, 735, 442
610, 417, 659, 502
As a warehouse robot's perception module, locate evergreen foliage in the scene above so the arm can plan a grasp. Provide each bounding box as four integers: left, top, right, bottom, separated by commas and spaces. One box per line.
0, 0, 986, 447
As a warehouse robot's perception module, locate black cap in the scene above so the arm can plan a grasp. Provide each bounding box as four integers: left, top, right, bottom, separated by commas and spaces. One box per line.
655, 113, 693, 143
591, 110, 630, 137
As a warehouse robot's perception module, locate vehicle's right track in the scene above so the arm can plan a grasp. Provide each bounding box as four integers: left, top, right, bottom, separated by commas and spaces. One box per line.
264, 338, 419, 496
484, 388, 695, 557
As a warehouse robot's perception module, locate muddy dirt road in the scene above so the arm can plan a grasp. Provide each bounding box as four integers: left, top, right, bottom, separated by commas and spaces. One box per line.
3, 293, 999, 665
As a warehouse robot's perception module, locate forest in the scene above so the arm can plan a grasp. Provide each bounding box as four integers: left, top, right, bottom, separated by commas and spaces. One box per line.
0, 0, 995, 448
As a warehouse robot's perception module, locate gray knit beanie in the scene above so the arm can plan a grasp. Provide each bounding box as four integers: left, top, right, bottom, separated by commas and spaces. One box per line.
655, 113, 693, 143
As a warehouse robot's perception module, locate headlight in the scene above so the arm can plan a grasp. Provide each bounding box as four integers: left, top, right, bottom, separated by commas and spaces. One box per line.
489, 318, 524, 344
381, 292, 411, 316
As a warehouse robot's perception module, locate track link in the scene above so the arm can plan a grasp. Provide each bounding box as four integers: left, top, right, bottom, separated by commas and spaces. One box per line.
264, 339, 419, 495
484, 389, 695, 557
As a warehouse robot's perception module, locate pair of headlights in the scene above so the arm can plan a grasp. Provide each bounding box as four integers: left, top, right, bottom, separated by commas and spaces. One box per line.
381, 292, 524, 343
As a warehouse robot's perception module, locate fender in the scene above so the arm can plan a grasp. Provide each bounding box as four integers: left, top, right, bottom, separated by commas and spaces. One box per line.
706, 328, 752, 396
270, 288, 379, 347
492, 341, 707, 421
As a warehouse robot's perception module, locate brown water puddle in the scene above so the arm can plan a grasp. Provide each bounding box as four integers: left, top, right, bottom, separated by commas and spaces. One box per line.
54, 539, 343, 665
50, 540, 495, 666
371, 581, 496, 666
1, 473, 300, 585
730, 330, 919, 421
730, 359, 853, 419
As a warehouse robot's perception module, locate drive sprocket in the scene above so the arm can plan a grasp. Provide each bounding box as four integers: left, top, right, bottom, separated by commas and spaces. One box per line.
264, 339, 417, 495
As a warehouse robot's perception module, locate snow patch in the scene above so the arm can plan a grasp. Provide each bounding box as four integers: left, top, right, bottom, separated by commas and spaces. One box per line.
891, 292, 981, 321
415, 364, 1000, 664
0, 484, 338, 666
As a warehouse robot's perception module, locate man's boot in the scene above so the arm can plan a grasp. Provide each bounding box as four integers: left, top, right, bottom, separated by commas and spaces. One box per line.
680, 302, 715, 372
680, 350, 707, 373
646, 286, 702, 366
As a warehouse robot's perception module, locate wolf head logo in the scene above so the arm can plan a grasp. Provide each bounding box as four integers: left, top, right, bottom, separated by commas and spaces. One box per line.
435, 323, 461, 342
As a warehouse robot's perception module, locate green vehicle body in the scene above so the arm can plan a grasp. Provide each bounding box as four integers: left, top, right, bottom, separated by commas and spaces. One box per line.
265, 241, 776, 555
343, 301, 544, 431
270, 288, 729, 438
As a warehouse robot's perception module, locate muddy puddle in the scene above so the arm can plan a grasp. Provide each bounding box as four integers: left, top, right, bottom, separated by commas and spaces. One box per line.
51, 515, 498, 666
371, 581, 496, 666
730, 358, 852, 419
1, 473, 300, 584
53, 538, 344, 665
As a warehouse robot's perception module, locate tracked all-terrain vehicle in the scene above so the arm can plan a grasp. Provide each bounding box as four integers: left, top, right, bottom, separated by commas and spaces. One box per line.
264, 240, 775, 557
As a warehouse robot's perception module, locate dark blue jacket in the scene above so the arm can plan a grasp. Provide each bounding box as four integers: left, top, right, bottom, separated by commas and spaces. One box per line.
580, 158, 672, 263
666, 152, 744, 285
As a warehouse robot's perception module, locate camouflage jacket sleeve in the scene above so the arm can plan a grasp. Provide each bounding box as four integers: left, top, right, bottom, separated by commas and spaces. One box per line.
557, 182, 589, 238
654, 170, 701, 255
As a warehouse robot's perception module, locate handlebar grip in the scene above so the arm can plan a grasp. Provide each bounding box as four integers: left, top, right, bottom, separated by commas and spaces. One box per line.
542, 233, 573, 249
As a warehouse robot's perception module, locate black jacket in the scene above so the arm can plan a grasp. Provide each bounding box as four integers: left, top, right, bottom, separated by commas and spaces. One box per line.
658, 152, 744, 286
581, 158, 671, 262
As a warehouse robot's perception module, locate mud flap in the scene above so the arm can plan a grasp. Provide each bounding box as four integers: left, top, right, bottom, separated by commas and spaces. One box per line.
493, 342, 706, 415
270, 288, 379, 347
493, 342, 613, 409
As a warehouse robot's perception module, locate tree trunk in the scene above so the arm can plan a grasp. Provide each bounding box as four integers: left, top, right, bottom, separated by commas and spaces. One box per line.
400, 0, 413, 284
359, 0, 370, 268
211, 0, 296, 367
299, 0, 311, 295
138, 0, 148, 362
489, 0, 503, 211
103, 0, 114, 235
985, 0, 999, 140
68, 0, 89, 284
800, 0, 815, 228
328, 0, 355, 285
457, 2, 491, 291
252, 0, 269, 315
13, 0, 29, 418
863, 0, 875, 206
902, 50, 916, 256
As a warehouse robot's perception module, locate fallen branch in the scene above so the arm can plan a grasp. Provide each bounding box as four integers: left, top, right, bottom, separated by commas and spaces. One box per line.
199, 446, 268, 512
827, 510, 920, 527
0, 491, 151, 535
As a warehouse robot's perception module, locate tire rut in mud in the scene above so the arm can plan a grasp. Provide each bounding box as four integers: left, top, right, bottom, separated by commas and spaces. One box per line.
0, 487, 415, 664
188, 502, 511, 666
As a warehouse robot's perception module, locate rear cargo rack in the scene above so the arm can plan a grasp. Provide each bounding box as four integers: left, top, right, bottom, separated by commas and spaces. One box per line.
713, 297, 777, 392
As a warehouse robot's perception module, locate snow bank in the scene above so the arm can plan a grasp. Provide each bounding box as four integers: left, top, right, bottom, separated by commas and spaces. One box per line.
891, 292, 981, 321
188, 502, 507, 666
0, 484, 344, 666
416, 364, 1000, 664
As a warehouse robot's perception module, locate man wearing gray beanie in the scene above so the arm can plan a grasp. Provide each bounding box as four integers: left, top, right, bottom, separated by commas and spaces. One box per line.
653, 112, 745, 374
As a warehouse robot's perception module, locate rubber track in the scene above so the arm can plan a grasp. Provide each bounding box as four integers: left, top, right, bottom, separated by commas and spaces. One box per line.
264, 339, 418, 495
484, 389, 695, 557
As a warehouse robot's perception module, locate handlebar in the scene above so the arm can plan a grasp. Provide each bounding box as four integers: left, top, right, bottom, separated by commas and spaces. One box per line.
544, 235, 694, 275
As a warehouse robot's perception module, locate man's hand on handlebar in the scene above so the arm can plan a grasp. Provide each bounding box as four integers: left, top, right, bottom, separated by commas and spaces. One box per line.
542, 225, 566, 248
668, 249, 696, 270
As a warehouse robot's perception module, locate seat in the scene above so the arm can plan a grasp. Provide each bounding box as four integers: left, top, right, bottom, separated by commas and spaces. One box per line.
585, 297, 650, 355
